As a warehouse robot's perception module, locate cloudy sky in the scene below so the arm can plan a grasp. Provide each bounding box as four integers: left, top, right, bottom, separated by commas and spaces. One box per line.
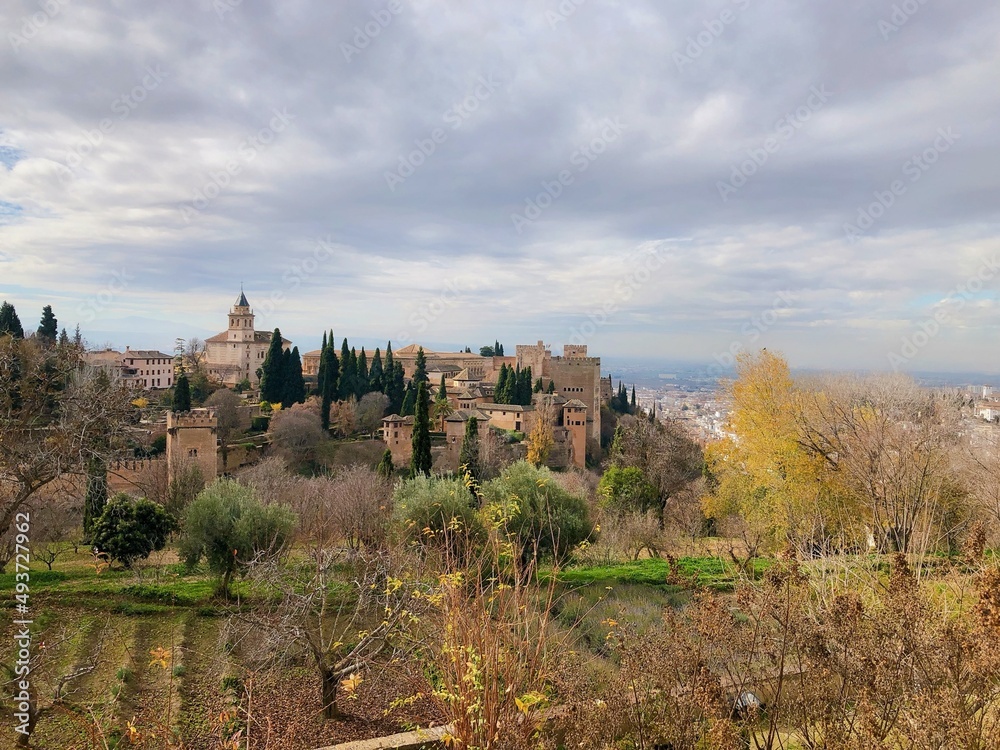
2, 0, 999, 373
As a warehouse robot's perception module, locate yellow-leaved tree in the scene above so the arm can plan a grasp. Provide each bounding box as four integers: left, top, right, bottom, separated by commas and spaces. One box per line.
526, 407, 554, 467
703, 350, 838, 559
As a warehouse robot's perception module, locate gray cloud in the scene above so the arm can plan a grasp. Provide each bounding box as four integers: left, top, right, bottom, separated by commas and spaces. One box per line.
1, 0, 999, 373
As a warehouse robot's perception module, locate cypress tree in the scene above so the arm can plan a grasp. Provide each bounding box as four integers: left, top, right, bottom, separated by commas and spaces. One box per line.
494, 340, 500, 357
376, 449, 394, 479
83, 457, 108, 542
282, 346, 305, 407
259, 329, 286, 403
37, 305, 58, 345
401, 380, 416, 416
369, 347, 384, 392
339, 339, 355, 401
410, 380, 432, 476
498, 342, 504, 356
0, 301, 24, 338
387, 361, 405, 414
356, 347, 369, 398
317, 331, 328, 396
459, 416, 480, 483
631, 385, 637, 413
413, 347, 428, 384
320, 343, 339, 431
58, 327, 70, 348
534, 377, 544, 393
518, 366, 532, 405
495, 364, 509, 404
384, 342, 394, 390
173, 372, 192, 412
546, 380, 556, 394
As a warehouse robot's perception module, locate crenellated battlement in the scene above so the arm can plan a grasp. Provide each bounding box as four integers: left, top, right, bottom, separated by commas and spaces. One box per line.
167, 409, 218, 430
551, 356, 601, 366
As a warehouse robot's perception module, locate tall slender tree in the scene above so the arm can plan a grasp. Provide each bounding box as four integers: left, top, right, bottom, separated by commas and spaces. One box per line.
631, 385, 637, 413
410, 380, 432, 476
517, 366, 533, 405
36, 305, 58, 345
401, 380, 416, 417
495, 364, 509, 404
387, 361, 405, 414
356, 347, 369, 399
320, 341, 339, 432
369, 347, 384, 393
282, 346, 306, 407
413, 347, 428, 384
383, 342, 394, 387
376, 448, 394, 479
338, 339, 355, 401
317, 330, 328, 396
83, 457, 108, 542
0, 301, 24, 338
259, 329, 286, 403
173, 372, 192, 412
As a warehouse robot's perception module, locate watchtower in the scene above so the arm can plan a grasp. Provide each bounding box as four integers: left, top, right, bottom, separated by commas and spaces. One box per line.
166, 408, 219, 483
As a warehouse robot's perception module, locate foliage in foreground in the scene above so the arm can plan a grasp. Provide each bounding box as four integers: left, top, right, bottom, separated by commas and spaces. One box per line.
180, 479, 297, 594
90, 493, 176, 568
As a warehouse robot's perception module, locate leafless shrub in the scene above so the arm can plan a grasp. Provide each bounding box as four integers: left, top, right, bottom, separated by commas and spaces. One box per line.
356, 392, 390, 436
270, 408, 326, 466
327, 398, 357, 439
238, 459, 391, 549
478, 427, 518, 481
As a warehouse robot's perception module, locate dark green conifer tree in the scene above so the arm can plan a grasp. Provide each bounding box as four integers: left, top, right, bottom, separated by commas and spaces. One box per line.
356, 347, 369, 399
173, 372, 192, 412
401, 380, 416, 416
37, 305, 58, 345
631, 385, 637, 413
320, 342, 339, 431
518, 366, 533, 405
495, 364, 509, 404
259, 329, 286, 403
534, 377, 544, 393
58, 327, 70, 347
0, 301, 24, 338
83, 457, 108, 542
317, 330, 328, 396
338, 339, 356, 401
413, 347, 428, 384
547, 380, 556, 394
410, 380, 432, 476
282, 346, 306, 407
369, 347, 384, 393
376, 448, 394, 479
387, 361, 405, 414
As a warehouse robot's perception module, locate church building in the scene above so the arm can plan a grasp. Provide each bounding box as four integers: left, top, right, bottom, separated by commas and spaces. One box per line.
203, 291, 291, 386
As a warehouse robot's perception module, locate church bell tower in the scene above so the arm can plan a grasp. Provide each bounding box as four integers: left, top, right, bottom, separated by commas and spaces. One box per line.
228, 289, 255, 343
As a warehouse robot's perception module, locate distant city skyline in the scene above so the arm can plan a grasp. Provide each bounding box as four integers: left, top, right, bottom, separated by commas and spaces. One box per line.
2, 2, 1000, 374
